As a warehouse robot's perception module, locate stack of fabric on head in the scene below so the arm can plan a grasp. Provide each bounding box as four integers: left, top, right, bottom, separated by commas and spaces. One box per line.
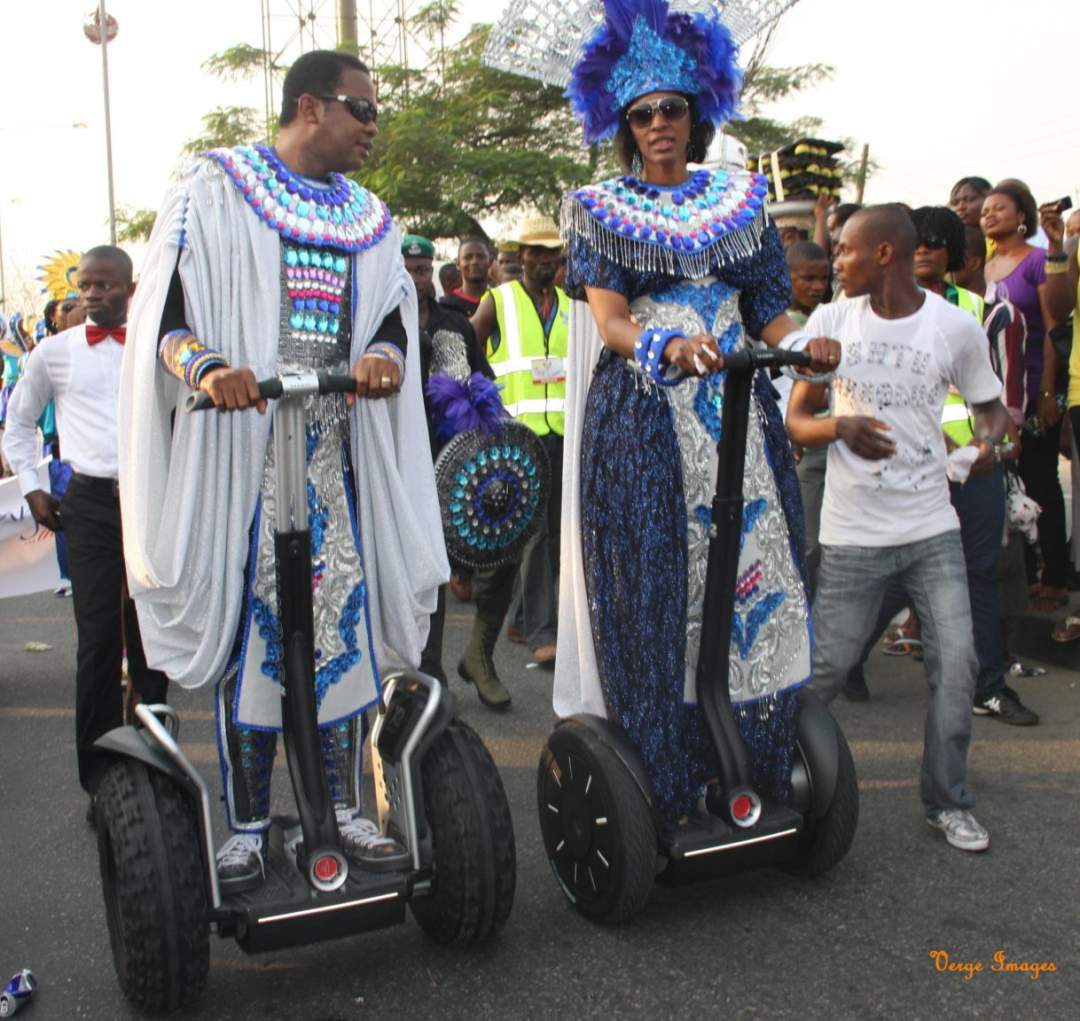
748, 138, 845, 203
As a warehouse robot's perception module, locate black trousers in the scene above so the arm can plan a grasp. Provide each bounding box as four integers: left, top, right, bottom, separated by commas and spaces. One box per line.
1018, 414, 1066, 589
61, 474, 168, 793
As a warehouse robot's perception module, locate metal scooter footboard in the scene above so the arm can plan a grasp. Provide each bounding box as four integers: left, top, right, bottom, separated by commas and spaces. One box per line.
370, 671, 454, 874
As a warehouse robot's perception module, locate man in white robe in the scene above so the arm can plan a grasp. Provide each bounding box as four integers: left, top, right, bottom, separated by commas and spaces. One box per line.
120, 50, 448, 890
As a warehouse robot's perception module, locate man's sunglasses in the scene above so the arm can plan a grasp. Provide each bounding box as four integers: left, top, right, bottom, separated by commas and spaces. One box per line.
319, 94, 378, 124
625, 96, 690, 129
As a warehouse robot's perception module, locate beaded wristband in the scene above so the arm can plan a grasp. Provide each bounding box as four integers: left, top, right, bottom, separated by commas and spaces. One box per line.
634, 327, 687, 387
362, 341, 405, 377
161, 330, 230, 389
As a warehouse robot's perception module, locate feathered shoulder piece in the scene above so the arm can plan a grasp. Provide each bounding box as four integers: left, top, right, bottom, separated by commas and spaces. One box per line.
203, 144, 393, 253
562, 166, 770, 277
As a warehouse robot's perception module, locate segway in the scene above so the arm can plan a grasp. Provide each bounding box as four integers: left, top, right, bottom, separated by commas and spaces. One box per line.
538, 346, 858, 923
92, 370, 516, 1012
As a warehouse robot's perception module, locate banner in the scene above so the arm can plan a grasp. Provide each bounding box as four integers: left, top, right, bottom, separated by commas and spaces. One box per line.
0, 460, 62, 598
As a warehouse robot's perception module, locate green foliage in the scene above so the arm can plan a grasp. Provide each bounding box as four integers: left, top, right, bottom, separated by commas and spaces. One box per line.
201, 44, 267, 81
182, 106, 263, 156
359, 26, 596, 239
115, 205, 158, 244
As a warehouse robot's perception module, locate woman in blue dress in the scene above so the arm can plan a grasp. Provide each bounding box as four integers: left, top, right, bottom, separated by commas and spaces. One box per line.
548, 0, 840, 833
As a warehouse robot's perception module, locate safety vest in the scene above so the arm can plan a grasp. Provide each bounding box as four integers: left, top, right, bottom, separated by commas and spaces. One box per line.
941, 286, 987, 447
488, 281, 569, 437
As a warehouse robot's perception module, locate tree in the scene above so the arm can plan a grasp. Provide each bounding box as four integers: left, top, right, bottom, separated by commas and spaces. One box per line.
735, 26, 873, 185
114, 47, 269, 244
360, 24, 596, 238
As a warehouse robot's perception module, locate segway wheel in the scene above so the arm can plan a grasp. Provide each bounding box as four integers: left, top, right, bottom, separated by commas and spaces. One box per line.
537, 722, 657, 925
95, 760, 210, 1011
784, 722, 859, 878
410, 720, 516, 944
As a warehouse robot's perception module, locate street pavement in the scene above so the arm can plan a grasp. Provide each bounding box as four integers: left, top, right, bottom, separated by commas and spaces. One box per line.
1, 588, 1077, 1020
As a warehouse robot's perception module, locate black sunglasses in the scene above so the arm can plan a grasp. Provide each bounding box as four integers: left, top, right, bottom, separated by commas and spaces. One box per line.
319, 94, 378, 125
917, 235, 948, 250
625, 96, 690, 129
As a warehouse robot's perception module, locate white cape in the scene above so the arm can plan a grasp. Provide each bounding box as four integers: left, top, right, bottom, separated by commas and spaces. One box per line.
120, 157, 449, 708
552, 300, 607, 718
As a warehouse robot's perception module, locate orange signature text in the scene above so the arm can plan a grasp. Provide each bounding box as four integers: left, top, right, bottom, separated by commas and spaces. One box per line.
928, 950, 1057, 981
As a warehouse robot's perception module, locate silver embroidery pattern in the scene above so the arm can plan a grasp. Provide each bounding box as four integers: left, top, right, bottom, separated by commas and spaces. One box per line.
251, 415, 365, 673
429, 328, 471, 381
628, 285, 810, 705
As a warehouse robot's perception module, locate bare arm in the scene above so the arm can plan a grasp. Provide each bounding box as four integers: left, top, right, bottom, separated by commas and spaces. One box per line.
469, 295, 498, 349
787, 378, 896, 458
1039, 203, 1074, 324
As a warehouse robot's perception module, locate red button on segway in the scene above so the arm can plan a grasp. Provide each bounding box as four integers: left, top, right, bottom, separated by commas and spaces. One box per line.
732, 795, 753, 820
314, 855, 339, 882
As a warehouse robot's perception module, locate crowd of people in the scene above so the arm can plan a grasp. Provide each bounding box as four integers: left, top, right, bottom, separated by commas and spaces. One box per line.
1, 24, 1078, 884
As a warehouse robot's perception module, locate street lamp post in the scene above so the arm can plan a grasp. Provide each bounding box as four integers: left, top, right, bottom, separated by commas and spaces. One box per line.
85, 3, 118, 244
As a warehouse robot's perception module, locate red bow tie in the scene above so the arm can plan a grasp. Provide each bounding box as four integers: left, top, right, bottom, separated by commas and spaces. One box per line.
86, 325, 126, 346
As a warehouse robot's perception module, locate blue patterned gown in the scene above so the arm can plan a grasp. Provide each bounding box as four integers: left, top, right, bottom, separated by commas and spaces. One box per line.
563, 169, 812, 831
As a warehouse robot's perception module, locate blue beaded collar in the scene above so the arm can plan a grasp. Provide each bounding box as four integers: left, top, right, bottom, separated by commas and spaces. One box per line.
562, 168, 770, 279
205, 144, 393, 253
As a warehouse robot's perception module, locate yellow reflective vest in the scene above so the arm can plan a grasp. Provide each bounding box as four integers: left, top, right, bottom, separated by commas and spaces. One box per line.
941, 286, 987, 447
488, 281, 568, 437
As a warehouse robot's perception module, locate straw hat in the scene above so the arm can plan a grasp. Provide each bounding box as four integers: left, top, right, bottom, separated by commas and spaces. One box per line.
514, 212, 563, 249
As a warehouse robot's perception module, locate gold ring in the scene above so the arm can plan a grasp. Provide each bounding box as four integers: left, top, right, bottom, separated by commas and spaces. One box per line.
381, 376, 392, 386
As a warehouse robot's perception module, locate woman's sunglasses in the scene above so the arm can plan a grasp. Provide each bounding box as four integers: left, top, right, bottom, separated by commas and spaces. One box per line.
625, 96, 690, 129
319, 94, 378, 125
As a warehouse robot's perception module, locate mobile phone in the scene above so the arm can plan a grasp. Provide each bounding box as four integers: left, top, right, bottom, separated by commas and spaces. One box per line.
1054, 195, 1073, 213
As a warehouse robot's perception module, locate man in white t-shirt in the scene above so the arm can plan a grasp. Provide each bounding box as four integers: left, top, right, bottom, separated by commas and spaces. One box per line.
787, 205, 1010, 854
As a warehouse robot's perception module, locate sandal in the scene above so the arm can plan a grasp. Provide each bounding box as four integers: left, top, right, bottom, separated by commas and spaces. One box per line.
1008, 661, 1048, 676
882, 637, 923, 657
1051, 615, 1080, 643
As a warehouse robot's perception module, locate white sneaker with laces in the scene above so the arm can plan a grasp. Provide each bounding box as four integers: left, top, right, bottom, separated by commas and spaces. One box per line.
925, 809, 989, 852
216, 832, 265, 891
335, 809, 409, 870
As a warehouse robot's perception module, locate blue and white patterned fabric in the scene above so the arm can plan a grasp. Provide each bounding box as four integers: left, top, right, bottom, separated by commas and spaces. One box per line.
563, 187, 810, 830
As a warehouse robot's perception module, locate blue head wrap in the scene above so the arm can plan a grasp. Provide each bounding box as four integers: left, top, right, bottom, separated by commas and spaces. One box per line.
567, 0, 741, 145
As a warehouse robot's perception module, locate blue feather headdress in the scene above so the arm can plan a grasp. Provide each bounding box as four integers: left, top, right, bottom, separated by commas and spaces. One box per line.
568, 0, 741, 145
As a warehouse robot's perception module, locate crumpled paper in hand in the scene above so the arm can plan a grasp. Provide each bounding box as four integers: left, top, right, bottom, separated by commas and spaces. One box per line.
945, 445, 980, 484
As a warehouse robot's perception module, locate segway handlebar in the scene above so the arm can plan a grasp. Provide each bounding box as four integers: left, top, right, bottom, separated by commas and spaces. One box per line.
185, 370, 358, 412
721, 347, 813, 373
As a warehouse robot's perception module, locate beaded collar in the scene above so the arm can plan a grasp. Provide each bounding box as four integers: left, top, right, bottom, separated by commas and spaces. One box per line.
562, 168, 770, 279
206, 144, 393, 253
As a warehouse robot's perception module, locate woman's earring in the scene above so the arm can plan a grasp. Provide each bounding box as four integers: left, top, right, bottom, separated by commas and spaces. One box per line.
631, 150, 643, 175
1018, 222, 1027, 236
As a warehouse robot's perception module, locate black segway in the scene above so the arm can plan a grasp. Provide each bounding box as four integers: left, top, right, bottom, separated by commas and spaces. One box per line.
92, 370, 516, 1012
538, 346, 858, 923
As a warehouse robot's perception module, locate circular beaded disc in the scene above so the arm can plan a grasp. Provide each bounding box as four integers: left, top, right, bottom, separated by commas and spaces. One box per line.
434, 421, 551, 569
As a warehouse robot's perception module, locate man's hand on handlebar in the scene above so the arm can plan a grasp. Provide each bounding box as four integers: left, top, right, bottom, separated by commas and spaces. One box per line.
198, 366, 268, 414
348, 353, 400, 404
803, 337, 841, 375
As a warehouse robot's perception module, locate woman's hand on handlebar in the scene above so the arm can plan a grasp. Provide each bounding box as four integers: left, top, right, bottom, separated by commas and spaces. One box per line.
198, 366, 267, 414
348, 353, 400, 404
804, 337, 841, 375
663, 333, 722, 377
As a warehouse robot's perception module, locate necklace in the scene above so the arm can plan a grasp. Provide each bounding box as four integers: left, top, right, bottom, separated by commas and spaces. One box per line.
206, 144, 393, 253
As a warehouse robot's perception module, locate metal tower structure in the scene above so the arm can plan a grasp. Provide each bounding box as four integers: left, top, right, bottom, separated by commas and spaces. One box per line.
258, 0, 437, 123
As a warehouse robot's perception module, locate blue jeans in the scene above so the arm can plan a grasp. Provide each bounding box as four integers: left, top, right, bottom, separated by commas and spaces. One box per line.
810, 530, 977, 812
950, 466, 1006, 700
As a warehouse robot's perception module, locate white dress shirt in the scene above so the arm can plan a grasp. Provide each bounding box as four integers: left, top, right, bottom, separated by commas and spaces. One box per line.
2, 323, 125, 496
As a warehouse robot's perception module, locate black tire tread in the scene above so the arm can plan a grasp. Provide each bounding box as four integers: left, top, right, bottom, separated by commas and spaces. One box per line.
785, 724, 859, 878
96, 761, 210, 1012
410, 720, 516, 944
541, 725, 657, 925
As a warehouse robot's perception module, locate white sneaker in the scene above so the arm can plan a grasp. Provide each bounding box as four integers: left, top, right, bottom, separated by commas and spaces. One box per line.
925, 809, 990, 852
335, 809, 409, 870
216, 832, 265, 891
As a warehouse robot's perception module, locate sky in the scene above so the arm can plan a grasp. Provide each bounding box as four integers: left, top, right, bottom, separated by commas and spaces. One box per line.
2, 0, 1078, 309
